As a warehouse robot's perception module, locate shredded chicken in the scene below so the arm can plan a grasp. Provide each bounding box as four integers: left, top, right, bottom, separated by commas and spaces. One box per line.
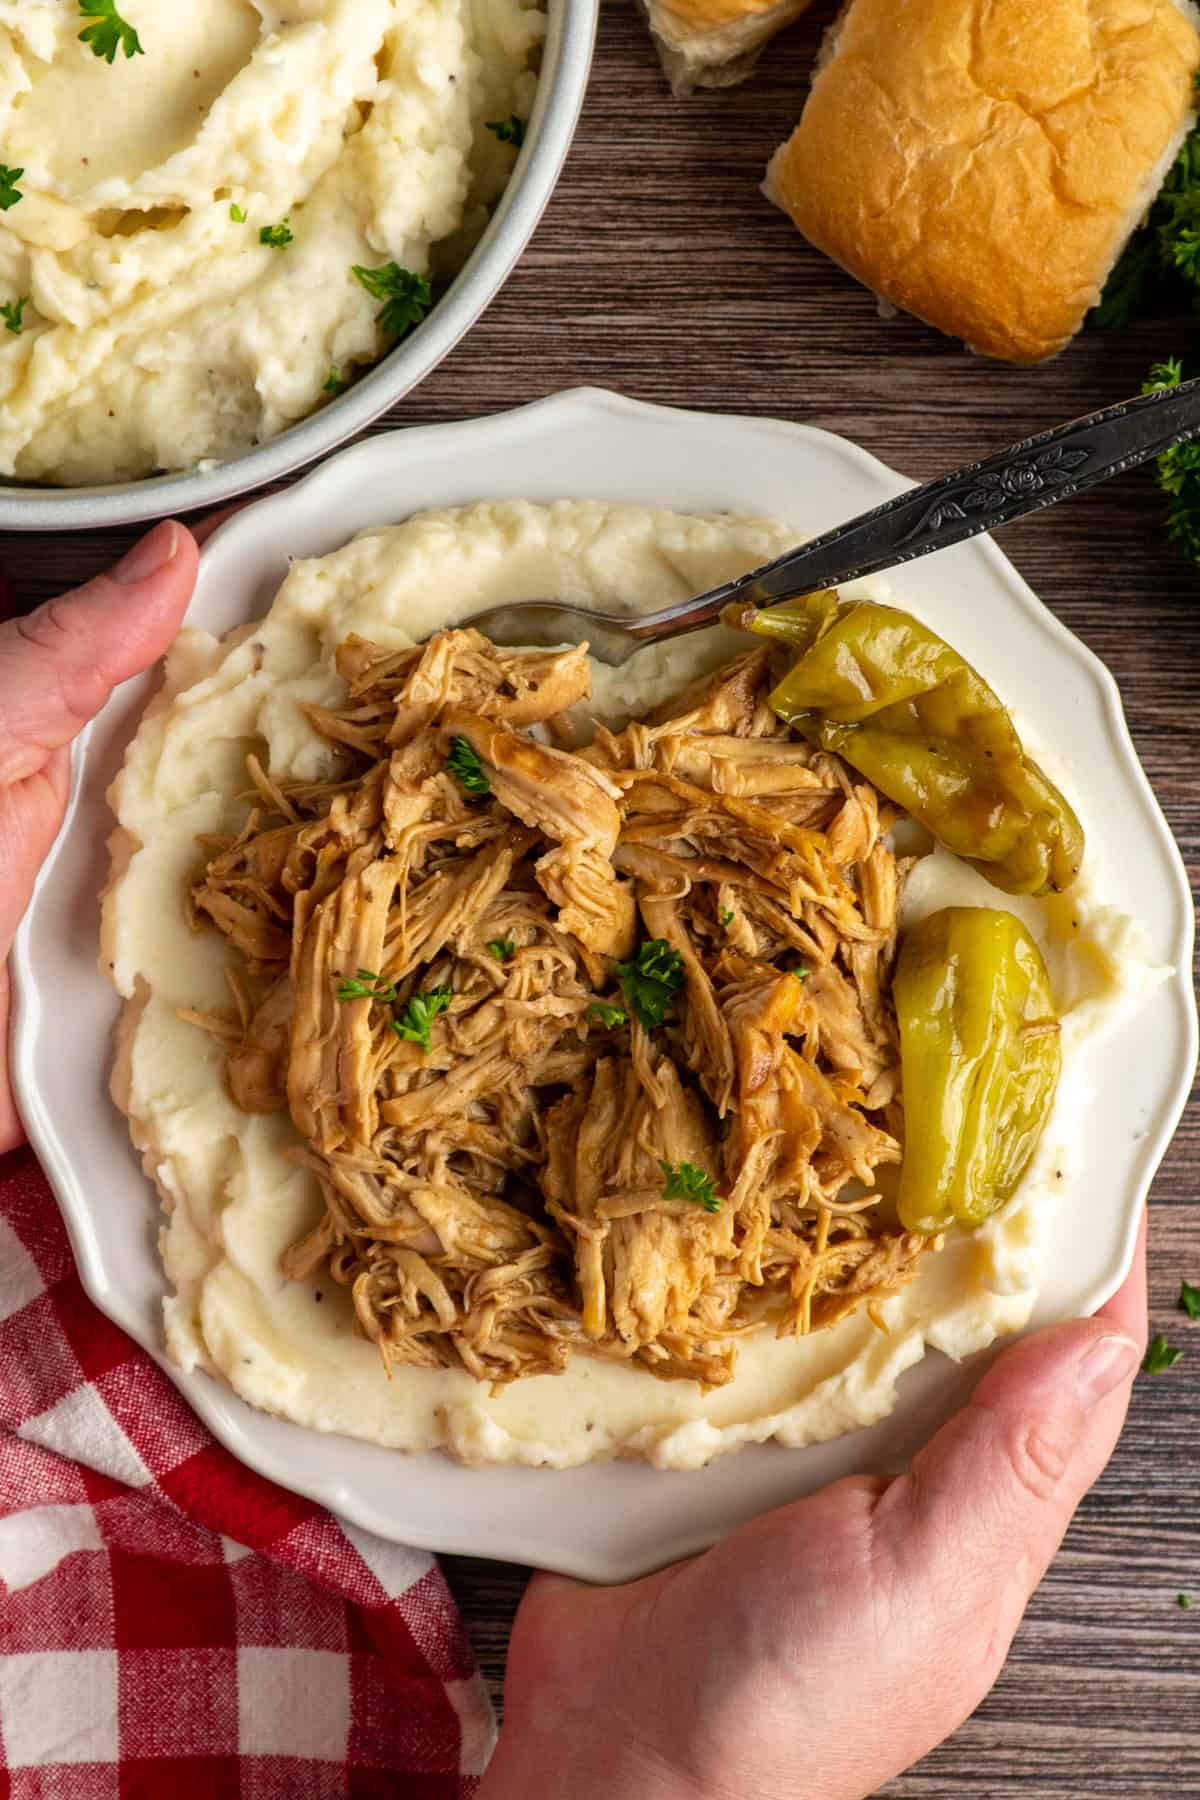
187, 627, 936, 1391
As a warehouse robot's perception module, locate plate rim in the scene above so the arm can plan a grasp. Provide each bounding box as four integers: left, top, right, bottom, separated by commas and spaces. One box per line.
10, 386, 1197, 1579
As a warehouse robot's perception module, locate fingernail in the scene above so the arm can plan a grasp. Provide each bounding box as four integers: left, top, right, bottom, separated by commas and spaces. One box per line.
113, 521, 179, 585
1076, 1334, 1139, 1408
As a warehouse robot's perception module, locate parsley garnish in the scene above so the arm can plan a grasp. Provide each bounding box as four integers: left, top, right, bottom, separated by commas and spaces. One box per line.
486, 115, 526, 148
1142, 359, 1200, 564
790, 964, 810, 983
1143, 1333, 1185, 1375
351, 262, 432, 338
78, 1, 143, 62
446, 736, 490, 795
1, 296, 29, 335
587, 1001, 626, 1029
718, 907, 734, 927
323, 368, 347, 396
336, 968, 399, 1003
486, 938, 515, 961
229, 203, 246, 223
392, 986, 453, 1053
1092, 105, 1200, 329
1180, 1278, 1200, 1321
1179, 1593, 1194, 1609
260, 220, 293, 249
0, 166, 23, 212
659, 1159, 720, 1213
617, 939, 684, 1032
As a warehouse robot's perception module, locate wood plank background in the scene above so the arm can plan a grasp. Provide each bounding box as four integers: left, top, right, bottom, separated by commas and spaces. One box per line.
4, 2, 1199, 1791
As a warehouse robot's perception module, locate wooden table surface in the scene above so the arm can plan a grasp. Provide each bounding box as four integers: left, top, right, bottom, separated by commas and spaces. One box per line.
5, 2, 1199, 1792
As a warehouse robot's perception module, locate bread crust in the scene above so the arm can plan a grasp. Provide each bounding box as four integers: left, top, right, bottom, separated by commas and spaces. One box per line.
764, 0, 1200, 363
645, 0, 814, 93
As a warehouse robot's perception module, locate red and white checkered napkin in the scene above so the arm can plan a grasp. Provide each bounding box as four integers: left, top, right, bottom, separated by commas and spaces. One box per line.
0, 1147, 496, 1798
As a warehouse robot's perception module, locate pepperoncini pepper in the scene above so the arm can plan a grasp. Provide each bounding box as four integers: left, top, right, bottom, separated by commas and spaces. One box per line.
741, 593, 1083, 897
893, 907, 1061, 1235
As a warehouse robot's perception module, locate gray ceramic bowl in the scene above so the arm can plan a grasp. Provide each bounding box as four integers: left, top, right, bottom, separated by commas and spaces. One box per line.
0, 0, 596, 534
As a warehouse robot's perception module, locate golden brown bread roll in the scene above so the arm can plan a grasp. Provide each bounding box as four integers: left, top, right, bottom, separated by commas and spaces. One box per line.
645, 0, 814, 93
764, 0, 1200, 364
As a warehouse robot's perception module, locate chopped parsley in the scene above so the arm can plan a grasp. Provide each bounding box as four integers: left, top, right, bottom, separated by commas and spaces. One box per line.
486, 938, 515, 961
617, 938, 685, 1032
229, 203, 247, 223
392, 986, 453, 1053
1179, 1278, 1200, 1321
351, 262, 432, 338
1, 296, 29, 336
336, 967, 398, 1003
78, 0, 143, 63
260, 220, 293, 249
1143, 1333, 1185, 1375
718, 907, 734, 928
791, 964, 810, 983
1179, 1593, 1194, 1610
587, 1001, 626, 1029
446, 736, 490, 795
323, 367, 348, 397
659, 1159, 720, 1214
486, 115, 526, 148
0, 166, 24, 212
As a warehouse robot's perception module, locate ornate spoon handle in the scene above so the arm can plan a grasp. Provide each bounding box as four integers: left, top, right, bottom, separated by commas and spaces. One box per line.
739, 376, 1200, 604
622, 377, 1200, 647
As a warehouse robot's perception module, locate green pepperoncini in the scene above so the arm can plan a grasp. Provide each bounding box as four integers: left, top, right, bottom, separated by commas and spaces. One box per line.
893, 907, 1061, 1235
746, 593, 1084, 897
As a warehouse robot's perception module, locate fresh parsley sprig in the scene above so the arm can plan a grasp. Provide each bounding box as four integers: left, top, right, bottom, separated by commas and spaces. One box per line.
587, 1001, 626, 1029
1143, 1333, 1185, 1375
336, 967, 398, 1003
1142, 359, 1200, 564
486, 115, 526, 148
0, 166, 23, 212
446, 736, 490, 795
260, 220, 293, 249
335, 970, 452, 1054
617, 938, 684, 1032
1, 296, 29, 335
1093, 87, 1200, 330
78, 0, 143, 63
392, 986, 453, 1053
1180, 1277, 1200, 1321
660, 1159, 721, 1213
351, 262, 432, 339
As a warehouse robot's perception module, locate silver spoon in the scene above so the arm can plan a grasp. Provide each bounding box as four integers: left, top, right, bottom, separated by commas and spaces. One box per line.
463, 377, 1200, 665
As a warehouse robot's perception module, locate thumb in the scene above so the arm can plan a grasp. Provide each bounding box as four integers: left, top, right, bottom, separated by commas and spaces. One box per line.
0, 522, 198, 1153
873, 1316, 1141, 1703
0, 520, 198, 785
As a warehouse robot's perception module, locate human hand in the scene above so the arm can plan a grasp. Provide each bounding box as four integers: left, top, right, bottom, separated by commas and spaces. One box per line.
481, 1230, 1146, 1800
0, 521, 199, 1152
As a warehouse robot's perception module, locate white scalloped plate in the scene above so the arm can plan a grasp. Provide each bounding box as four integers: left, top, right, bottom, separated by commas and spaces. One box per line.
11, 390, 1197, 1581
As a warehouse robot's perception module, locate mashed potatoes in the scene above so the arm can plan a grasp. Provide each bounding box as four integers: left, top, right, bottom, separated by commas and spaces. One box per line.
0, 0, 542, 484
103, 502, 1150, 1469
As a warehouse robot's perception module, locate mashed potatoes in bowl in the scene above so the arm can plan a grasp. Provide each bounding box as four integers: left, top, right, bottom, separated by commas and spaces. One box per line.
101, 500, 1159, 1472
0, 0, 547, 488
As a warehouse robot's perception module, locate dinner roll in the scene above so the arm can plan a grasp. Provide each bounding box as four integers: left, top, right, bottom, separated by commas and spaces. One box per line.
764, 0, 1200, 364
644, 0, 814, 93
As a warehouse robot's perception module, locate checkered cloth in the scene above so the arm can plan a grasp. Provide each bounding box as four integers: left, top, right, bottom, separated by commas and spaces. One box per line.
0, 1146, 496, 1797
